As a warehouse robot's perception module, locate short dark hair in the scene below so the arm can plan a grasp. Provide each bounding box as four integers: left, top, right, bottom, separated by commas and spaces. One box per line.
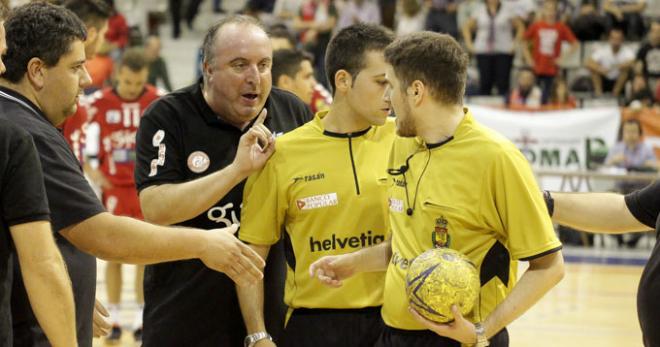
324, 23, 394, 95
385, 32, 468, 105
2, 2, 87, 83
120, 48, 148, 72
272, 49, 312, 86
201, 15, 265, 67
268, 23, 296, 48
58, 0, 111, 29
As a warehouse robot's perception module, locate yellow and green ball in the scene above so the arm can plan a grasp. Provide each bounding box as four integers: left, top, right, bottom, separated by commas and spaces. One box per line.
406, 247, 480, 323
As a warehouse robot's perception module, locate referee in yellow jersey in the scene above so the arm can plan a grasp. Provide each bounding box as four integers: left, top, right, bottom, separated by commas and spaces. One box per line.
310, 32, 565, 347
237, 24, 396, 347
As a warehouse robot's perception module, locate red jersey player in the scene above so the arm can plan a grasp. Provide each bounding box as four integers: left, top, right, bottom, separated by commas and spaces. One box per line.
84, 48, 163, 343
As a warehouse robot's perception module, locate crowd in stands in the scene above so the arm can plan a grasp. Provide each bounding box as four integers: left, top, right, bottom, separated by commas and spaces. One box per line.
35, 0, 659, 250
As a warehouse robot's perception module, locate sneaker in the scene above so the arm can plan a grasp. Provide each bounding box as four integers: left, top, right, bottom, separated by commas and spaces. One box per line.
106, 325, 122, 345
133, 327, 143, 342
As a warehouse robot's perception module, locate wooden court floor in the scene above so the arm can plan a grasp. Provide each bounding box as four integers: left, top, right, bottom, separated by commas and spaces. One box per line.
92, 252, 646, 347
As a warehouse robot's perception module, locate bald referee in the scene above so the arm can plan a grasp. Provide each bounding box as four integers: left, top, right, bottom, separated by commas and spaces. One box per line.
310, 32, 565, 347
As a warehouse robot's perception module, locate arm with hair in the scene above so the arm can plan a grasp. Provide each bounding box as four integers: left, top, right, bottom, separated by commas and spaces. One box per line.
552, 192, 649, 233
10, 221, 77, 347
60, 212, 265, 286
236, 244, 275, 346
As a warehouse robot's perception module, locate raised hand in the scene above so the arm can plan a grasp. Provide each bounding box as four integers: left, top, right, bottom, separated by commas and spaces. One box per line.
233, 109, 276, 176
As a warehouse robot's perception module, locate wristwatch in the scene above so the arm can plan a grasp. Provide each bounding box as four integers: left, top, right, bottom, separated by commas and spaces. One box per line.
474, 323, 490, 347
244, 331, 272, 347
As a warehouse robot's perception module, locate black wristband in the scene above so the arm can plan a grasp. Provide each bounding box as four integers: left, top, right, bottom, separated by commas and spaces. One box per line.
543, 190, 554, 217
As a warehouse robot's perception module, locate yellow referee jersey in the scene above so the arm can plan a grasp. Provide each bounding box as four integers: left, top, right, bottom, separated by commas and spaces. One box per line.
240, 111, 395, 309
382, 109, 561, 330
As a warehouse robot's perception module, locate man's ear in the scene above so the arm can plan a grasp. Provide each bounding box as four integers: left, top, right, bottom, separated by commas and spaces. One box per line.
26, 57, 46, 90
334, 69, 352, 93
410, 80, 425, 106
277, 74, 293, 89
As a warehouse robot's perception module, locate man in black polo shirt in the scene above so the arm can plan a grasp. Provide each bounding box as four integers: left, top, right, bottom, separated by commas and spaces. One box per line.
0, 120, 77, 347
134, 15, 312, 346
0, 4, 77, 347
1, 4, 267, 347
546, 184, 660, 347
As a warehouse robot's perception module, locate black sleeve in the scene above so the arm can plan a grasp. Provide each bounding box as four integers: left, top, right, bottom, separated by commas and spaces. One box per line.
624, 181, 660, 229
298, 97, 313, 123
33, 135, 104, 232
1, 130, 50, 226
134, 100, 185, 192
636, 45, 647, 61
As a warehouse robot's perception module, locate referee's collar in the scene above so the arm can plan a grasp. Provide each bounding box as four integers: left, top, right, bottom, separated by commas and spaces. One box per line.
313, 110, 372, 138
422, 107, 472, 150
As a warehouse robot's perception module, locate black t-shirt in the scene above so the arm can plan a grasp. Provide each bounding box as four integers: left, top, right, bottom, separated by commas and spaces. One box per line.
625, 181, 660, 347
0, 87, 105, 347
135, 82, 312, 346
0, 120, 50, 347
636, 42, 660, 79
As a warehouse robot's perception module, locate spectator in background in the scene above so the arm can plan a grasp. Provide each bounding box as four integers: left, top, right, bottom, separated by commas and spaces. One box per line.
606, 118, 657, 171
294, 0, 338, 87
635, 21, 660, 90
103, 0, 129, 61
145, 35, 172, 91
168, 0, 210, 38
508, 67, 543, 109
523, 0, 578, 102
272, 49, 316, 109
570, 0, 608, 41
586, 28, 635, 97
269, 24, 332, 112
395, 0, 426, 36
627, 74, 654, 106
502, 0, 536, 24
545, 77, 577, 109
273, 0, 304, 27
605, 117, 656, 251
603, 0, 646, 40
336, 0, 381, 31
462, 0, 524, 96
457, 0, 480, 33
379, 0, 397, 29
425, 0, 461, 39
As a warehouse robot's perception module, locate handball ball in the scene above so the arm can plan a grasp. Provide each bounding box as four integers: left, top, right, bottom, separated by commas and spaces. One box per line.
406, 247, 480, 323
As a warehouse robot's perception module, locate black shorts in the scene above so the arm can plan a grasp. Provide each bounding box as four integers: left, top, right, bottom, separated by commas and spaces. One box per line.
375, 325, 509, 347
281, 306, 384, 347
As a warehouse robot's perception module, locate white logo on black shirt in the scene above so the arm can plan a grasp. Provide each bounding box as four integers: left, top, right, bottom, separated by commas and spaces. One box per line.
148, 130, 166, 177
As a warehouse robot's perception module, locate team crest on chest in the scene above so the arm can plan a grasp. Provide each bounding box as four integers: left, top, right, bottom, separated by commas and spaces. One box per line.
432, 216, 451, 248
187, 151, 210, 173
